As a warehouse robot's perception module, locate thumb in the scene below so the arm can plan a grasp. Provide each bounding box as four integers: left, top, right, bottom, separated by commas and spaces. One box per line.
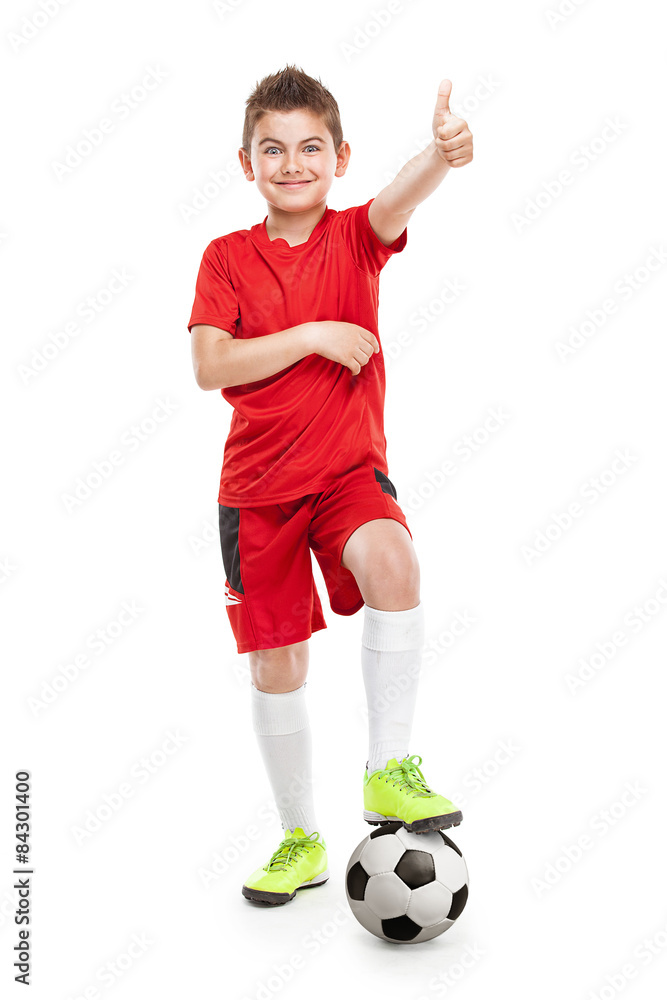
434, 78, 452, 119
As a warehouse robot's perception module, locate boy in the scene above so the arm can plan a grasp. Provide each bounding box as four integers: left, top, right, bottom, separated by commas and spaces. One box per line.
187, 65, 473, 906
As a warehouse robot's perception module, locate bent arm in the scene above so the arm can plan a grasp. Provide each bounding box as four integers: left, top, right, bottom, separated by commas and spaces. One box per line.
191, 323, 316, 390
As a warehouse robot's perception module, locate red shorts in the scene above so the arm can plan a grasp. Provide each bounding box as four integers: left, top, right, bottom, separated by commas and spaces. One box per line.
218, 464, 412, 653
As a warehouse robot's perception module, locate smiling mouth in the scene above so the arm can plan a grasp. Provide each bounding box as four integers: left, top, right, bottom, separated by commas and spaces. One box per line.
277, 181, 311, 185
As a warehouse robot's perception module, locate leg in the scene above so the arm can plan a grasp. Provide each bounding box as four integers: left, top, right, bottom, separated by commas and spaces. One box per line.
220, 500, 324, 839
248, 639, 320, 836
342, 518, 424, 773
341, 517, 420, 611
248, 639, 309, 693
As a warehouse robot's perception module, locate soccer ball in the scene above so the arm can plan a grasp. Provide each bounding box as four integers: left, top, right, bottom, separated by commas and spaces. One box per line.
345, 821, 469, 943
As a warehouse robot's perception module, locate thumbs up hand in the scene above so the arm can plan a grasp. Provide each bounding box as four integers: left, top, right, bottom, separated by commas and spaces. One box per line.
432, 79, 473, 167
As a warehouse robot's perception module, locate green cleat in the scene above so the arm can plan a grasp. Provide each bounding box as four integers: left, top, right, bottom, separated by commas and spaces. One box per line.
363, 754, 463, 834
242, 827, 330, 905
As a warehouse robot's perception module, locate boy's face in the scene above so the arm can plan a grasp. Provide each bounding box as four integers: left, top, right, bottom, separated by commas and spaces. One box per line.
240, 109, 350, 211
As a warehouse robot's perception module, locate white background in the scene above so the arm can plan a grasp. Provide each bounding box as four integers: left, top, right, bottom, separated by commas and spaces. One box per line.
2, 0, 666, 997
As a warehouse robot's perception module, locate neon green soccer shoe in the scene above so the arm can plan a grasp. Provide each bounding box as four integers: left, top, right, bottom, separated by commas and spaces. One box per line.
241, 827, 329, 905
363, 754, 463, 834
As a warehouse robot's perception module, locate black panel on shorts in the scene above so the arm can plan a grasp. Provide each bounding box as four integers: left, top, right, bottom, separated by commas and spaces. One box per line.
218, 504, 244, 594
373, 467, 398, 500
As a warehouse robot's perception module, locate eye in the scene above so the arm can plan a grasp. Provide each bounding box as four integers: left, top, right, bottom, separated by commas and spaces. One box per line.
265, 147, 280, 154
304, 145, 319, 152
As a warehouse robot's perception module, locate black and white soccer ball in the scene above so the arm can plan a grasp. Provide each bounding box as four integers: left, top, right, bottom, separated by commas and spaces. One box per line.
345, 821, 469, 943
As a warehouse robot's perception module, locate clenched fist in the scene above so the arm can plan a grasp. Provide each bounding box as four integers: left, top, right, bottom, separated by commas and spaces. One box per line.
312, 321, 379, 375
432, 79, 473, 167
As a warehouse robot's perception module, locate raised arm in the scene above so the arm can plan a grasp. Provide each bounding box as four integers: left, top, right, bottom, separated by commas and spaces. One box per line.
368, 78, 474, 247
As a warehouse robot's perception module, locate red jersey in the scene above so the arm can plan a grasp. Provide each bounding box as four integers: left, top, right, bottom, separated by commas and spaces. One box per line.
187, 197, 407, 507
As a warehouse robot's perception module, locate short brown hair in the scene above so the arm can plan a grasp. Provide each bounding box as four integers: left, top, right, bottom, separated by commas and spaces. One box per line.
241, 64, 343, 155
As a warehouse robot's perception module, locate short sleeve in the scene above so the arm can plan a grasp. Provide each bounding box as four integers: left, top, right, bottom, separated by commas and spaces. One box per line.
187, 239, 239, 335
337, 197, 408, 276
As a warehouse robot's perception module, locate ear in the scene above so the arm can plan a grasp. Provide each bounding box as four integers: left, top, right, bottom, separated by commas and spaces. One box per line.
238, 147, 254, 181
334, 139, 352, 177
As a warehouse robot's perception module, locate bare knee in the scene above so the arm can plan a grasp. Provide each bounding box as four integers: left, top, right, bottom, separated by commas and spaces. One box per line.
351, 541, 419, 610
249, 640, 309, 692
342, 519, 420, 609
369, 547, 420, 608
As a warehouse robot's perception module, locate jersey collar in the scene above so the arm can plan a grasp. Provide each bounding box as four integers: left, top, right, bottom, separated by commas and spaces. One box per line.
254, 206, 333, 250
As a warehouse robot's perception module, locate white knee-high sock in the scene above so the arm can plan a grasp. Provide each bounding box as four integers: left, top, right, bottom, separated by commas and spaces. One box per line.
361, 602, 425, 774
250, 680, 320, 836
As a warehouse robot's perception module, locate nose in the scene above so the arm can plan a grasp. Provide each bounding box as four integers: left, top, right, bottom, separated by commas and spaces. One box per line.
282, 151, 303, 175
